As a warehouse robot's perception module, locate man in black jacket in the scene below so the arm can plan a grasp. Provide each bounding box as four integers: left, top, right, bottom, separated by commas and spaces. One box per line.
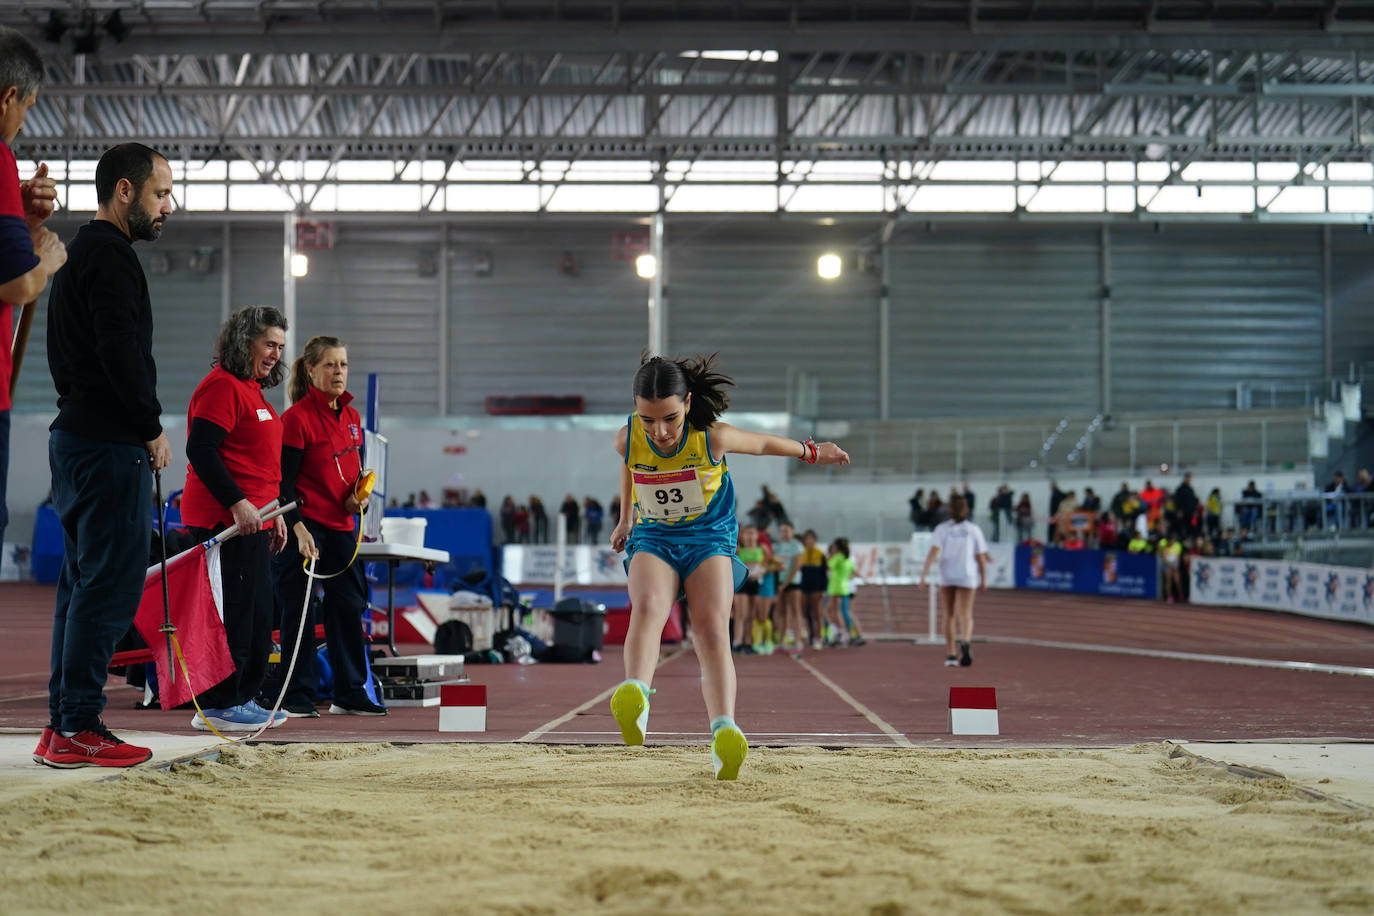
39, 143, 174, 769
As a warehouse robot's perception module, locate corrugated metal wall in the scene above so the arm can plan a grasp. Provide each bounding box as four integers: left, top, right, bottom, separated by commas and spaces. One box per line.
1330, 229, 1374, 377
1109, 226, 1325, 412
10, 217, 1355, 421
667, 223, 883, 419
293, 224, 442, 416
446, 224, 650, 415
12, 218, 225, 416
888, 226, 1102, 418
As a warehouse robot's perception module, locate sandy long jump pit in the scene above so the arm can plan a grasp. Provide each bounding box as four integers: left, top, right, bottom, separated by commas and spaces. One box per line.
2, 741, 1371, 915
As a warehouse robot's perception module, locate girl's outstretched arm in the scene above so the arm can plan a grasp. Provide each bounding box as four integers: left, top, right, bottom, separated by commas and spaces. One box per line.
710, 422, 850, 465
610, 425, 635, 551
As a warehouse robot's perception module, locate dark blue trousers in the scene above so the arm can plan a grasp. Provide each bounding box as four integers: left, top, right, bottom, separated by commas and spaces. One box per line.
273, 519, 371, 707
47, 430, 152, 732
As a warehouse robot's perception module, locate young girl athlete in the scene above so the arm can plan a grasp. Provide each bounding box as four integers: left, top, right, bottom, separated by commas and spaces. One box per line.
609, 355, 850, 780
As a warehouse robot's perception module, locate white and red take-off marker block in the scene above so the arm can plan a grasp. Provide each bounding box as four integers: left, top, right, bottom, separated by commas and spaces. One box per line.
949, 686, 999, 736
438, 685, 487, 732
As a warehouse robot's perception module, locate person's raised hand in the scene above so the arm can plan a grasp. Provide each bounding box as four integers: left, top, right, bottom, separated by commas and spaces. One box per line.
816, 442, 851, 465
20, 163, 57, 229
33, 226, 66, 275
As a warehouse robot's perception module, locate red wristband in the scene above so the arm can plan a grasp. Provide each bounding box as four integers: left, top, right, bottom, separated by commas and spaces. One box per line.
799, 437, 819, 464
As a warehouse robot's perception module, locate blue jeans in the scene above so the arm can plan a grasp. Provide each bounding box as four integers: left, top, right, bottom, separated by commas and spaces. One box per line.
47, 430, 152, 732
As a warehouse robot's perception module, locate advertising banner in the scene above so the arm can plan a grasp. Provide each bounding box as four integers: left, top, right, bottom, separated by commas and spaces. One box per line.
502, 545, 628, 586
1014, 546, 1158, 600
1189, 556, 1374, 625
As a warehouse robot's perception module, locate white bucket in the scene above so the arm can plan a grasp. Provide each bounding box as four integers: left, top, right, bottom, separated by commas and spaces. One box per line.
381, 516, 427, 548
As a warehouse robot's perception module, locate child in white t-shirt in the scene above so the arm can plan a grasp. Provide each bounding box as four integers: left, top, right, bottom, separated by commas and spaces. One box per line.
920, 494, 991, 667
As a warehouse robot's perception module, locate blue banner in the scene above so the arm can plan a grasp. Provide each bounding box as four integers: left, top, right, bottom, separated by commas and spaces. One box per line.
1014, 546, 1158, 600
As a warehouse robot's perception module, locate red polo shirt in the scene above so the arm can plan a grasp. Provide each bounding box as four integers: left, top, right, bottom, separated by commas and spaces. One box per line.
181, 366, 283, 529
281, 385, 363, 531
0, 141, 39, 412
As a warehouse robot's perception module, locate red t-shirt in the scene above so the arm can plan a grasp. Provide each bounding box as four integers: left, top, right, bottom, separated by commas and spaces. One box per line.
281, 385, 364, 532
0, 141, 39, 412
181, 366, 283, 529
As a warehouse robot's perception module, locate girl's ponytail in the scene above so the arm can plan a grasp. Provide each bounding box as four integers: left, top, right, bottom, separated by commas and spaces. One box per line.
679, 353, 733, 429
287, 354, 311, 404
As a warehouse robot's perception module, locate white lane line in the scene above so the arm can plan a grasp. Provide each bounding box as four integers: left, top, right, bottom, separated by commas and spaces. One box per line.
981, 636, 1374, 678
515, 647, 687, 743
0, 671, 47, 682
547, 730, 892, 738
0, 691, 49, 704
792, 655, 914, 748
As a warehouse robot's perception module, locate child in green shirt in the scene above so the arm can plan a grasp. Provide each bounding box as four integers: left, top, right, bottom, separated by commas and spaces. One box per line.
824, 538, 863, 646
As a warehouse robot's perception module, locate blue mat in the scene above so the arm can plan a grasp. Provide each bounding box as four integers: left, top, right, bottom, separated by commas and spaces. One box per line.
518, 588, 630, 609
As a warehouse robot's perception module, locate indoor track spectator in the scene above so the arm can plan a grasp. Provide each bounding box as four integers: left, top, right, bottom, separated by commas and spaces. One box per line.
560, 492, 580, 542
1238, 479, 1262, 532
1014, 493, 1034, 542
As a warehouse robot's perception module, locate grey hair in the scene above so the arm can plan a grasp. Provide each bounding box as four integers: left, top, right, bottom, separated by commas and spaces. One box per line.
0, 27, 44, 101
212, 305, 289, 388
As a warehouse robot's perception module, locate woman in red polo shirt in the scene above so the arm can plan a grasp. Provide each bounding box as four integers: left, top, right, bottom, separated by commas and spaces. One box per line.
181, 306, 290, 733
272, 334, 385, 717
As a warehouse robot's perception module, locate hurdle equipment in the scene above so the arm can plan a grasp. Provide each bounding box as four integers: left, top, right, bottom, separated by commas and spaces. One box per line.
438, 684, 487, 731
948, 686, 999, 736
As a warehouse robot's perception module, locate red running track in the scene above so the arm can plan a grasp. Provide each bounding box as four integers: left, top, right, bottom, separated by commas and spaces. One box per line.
2, 583, 1371, 747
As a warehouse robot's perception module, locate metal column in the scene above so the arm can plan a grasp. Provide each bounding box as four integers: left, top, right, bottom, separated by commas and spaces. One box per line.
281, 212, 297, 410
438, 227, 450, 415
647, 212, 665, 357
1099, 224, 1113, 418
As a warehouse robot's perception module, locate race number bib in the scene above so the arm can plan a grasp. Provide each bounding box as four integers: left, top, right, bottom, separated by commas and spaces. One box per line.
632, 468, 707, 520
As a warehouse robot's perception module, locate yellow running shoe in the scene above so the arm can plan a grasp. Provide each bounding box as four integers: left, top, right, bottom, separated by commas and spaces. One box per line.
711, 726, 749, 781
610, 681, 649, 746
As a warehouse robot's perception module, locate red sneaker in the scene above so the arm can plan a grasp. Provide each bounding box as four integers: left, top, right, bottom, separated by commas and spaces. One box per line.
32, 727, 54, 764
43, 723, 152, 769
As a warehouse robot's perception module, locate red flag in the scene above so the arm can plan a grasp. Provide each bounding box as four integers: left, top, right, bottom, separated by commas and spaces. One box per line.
133, 543, 234, 711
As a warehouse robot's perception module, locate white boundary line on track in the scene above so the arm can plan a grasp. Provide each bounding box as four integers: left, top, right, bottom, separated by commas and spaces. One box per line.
980, 636, 1374, 678
0, 671, 47, 682
514, 647, 688, 743
0, 692, 48, 705
547, 730, 893, 738
791, 655, 914, 748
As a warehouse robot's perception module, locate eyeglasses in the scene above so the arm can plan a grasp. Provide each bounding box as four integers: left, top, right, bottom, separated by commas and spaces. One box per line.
332, 444, 362, 486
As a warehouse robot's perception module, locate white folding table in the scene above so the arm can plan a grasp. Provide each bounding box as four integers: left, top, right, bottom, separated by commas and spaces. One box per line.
358, 542, 451, 656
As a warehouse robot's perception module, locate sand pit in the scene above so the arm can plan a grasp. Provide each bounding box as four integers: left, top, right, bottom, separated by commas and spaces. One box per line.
2, 742, 1371, 915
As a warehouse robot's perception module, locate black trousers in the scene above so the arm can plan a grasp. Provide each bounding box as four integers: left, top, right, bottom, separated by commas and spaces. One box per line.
273, 519, 371, 707
189, 526, 273, 709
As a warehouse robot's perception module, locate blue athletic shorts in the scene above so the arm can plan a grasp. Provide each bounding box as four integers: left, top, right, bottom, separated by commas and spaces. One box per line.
624, 539, 748, 593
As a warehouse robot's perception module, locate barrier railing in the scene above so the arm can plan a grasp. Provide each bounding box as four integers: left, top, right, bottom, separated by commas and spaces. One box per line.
1233, 491, 1374, 539
798, 410, 1311, 479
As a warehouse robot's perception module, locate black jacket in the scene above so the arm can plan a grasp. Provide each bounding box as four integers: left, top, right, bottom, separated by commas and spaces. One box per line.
47, 220, 162, 445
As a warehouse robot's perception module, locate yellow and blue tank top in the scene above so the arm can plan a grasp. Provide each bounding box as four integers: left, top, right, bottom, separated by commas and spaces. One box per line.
625, 413, 736, 544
